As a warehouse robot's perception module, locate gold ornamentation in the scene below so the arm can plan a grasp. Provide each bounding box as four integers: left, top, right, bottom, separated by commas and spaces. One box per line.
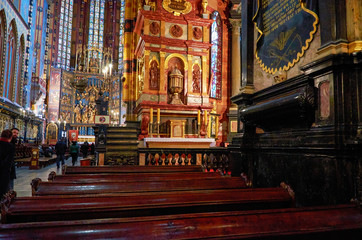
162, 0, 192, 16
201, 0, 208, 14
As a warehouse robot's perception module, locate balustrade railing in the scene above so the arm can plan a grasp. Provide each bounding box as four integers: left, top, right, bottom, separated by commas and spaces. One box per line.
138, 147, 231, 175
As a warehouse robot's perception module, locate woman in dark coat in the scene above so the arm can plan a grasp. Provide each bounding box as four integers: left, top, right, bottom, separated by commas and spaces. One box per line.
0, 130, 15, 199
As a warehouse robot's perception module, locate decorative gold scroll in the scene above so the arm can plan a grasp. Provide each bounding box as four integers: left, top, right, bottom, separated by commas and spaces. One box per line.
162, 0, 192, 16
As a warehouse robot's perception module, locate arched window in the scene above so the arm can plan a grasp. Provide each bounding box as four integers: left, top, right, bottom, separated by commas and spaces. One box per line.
210, 11, 222, 99
88, 0, 105, 60
15, 35, 25, 104
57, 0, 73, 70
0, 11, 6, 85
118, 0, 125, 71
4, 21, 17, 100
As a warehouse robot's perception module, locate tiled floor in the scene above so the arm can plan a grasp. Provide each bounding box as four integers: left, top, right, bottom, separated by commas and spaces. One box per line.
14, 156, 82, 197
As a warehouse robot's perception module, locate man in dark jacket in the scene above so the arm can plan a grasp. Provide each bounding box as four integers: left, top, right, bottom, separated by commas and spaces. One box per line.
0, 130, 15, 199
55, 139, 67, 169
9, 128, 19, 191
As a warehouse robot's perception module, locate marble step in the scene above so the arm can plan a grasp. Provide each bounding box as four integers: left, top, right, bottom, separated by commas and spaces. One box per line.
107, 139, 139, 145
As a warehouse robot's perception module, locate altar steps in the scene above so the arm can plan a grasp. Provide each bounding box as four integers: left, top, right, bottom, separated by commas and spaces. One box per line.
105, 123, 140, 165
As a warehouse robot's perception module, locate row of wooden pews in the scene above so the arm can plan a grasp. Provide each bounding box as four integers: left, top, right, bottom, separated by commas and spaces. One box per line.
1, 165, 361, 239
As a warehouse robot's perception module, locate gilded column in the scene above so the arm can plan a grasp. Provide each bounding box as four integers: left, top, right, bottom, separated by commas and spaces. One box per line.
159, 51, 167, 102
144, 50, 151, 92
187, 54, 193, 93
230, 19, 242, 98
201, 55, 209, 104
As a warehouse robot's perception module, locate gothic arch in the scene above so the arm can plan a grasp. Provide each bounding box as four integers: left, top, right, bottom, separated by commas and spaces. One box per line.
3, 19, 18, 100
0, 10, 7, 96
15, 34, 25, 104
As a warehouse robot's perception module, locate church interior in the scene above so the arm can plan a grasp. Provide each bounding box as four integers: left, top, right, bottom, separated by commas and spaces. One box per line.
0, 0, 361, 238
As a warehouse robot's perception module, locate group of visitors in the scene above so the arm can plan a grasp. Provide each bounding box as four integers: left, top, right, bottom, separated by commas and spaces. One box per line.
0, 128, 19, 199
55, 140, 95, 168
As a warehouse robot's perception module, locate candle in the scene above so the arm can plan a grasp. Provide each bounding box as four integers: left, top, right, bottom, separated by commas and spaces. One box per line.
197, 110, 201, 125
150, 108, 153, 123
215, 116, 219, 138
157, 108, 160, 123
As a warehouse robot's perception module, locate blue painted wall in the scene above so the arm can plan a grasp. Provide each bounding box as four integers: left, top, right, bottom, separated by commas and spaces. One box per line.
38, 0, 48, 80
23, 0, 37, 107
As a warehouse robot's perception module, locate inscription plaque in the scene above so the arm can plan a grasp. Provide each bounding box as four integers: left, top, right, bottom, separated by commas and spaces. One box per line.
253, 0, 318, 74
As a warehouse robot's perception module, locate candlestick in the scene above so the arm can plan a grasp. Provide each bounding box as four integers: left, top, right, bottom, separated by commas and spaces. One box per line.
157, 108, 160, 123
215, 116, 219, 139
150, 108, 153, 123
197, 110, 201, 125
208, 115, 211, 138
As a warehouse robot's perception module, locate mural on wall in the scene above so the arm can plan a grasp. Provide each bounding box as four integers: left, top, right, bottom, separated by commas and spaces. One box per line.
48, 68, 61, 122
59, 72, 74, 123
46, 122, 58, 145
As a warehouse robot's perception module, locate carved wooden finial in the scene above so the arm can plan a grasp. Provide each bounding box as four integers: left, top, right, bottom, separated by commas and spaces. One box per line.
31, 178, 42, 196
241, 173, 253, 187
62, 164, 67, 175
280, 182, 295, 199
48, 171, 56, 181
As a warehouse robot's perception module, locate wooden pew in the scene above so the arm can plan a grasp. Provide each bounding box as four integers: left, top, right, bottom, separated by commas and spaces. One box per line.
1, 187, 294, 223
48, 171, 224, 183
0, 205, 360, 239
31, 177, 248, 196
62, 165, 203, 174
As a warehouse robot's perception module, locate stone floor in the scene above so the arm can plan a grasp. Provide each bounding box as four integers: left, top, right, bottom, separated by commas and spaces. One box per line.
14, 156, 82, 197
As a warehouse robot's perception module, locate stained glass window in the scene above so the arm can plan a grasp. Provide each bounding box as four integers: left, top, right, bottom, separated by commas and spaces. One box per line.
210, 11, 222, 99
57, 0, 73, 71
88, 0, 105, 60
118, 0, 125, 71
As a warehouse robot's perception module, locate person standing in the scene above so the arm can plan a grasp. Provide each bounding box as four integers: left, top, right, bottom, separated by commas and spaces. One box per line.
70, 141, 79, 166
0, 130, 15, 199
81, 141, 89, 158
55, 139, 66, 169
9, 128, 19, 191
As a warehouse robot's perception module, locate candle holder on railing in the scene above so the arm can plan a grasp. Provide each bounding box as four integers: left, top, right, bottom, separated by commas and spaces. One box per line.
157, 122, 160, 138
149, 122, 153, 138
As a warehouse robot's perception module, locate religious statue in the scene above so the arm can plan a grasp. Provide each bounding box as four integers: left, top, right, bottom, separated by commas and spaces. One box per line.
74, 104, 82, 123
149, 60, 159, 90
192, 65, 201, 93
201, 0, 208, 14
82, 106, 89, 123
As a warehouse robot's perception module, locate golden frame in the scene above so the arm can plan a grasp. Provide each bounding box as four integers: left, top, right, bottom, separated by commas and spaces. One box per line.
162, 0, 192, 16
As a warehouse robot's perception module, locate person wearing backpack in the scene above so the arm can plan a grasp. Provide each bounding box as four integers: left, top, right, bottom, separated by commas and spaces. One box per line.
70, 141, 79, 166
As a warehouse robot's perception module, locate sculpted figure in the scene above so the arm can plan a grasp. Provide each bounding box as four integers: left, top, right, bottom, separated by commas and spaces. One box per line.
149, 60, 159, 89
192, 66, 201, 93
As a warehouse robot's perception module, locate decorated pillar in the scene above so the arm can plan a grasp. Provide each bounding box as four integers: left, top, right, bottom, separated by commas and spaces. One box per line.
187, 54, 193, 94
159, 52, 167, 98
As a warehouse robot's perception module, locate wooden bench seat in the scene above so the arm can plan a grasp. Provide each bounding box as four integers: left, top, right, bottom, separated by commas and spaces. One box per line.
1, 187, 294, 223
48, 171, 223, 183
31, 177, 247, 196
62, 165, 203, 174
0, 205, 360, 239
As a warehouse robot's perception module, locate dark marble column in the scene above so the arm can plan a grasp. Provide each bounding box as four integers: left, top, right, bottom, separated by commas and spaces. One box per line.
240, 0, 255, 93
318, 0, 348, 47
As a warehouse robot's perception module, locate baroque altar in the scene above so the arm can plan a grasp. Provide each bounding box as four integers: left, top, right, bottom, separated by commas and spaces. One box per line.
134, 0, 221, 146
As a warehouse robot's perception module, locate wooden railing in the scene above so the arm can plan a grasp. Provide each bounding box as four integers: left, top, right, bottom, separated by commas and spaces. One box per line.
138, 147, 231, 175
